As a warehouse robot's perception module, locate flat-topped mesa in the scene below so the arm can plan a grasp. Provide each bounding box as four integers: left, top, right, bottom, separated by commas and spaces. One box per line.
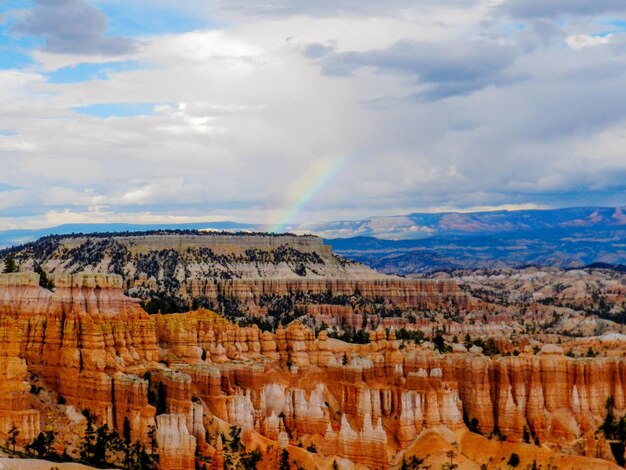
58, 232, 332, 257
3, 232, 473, 321
8, 232, 369, 283
0, 272, 122, 289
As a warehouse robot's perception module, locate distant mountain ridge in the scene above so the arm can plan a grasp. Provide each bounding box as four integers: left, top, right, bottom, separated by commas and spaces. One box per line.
1, 206, 625, 274
1, 206, 625, 248
297, 206, 626, 239
315, 206, 626, 273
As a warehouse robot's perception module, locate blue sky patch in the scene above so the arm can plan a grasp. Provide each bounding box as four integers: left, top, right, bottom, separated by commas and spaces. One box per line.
0, 7, 41, 69
592, 19, 626, 38
71, 102, 158, 118
605, 20, 626, 29
0, 0, 32, 14
0, 182, 23, 192
46, 60, 143, 84
597, 19, 626, 33
0, 47, 33, 69
96, 2, 215, 36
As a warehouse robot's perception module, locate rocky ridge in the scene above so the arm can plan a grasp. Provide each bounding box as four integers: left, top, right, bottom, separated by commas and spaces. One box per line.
0, 232, 472, 325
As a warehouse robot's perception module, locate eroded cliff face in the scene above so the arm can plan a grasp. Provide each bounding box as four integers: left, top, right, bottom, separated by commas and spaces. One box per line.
2, 233, 472, 324
0, 272, 158, 440
0, 280, 40, 443
0, 273, 624, 469
152, 310, 626, 468
186, 277, 471, 318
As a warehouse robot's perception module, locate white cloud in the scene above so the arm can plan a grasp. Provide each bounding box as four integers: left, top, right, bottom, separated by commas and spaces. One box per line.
1, 0, 626, 230
566, 34, 612, 49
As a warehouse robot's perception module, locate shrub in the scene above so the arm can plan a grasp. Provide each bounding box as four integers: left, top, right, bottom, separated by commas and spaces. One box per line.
507, 453, 520, 467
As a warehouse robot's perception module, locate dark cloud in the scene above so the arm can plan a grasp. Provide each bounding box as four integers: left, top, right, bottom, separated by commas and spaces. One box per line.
216, 0, 479, 18
310, 39, 519, 100
498, 0, 626, 19
11, 0, 137, 55
302, 43, 334, 59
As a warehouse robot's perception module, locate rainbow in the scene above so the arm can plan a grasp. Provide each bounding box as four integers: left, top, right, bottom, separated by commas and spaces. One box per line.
270, 155, 350, 233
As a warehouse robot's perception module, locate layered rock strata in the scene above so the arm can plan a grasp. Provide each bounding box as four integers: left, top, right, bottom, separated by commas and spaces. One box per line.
156, 413, 196, 470
0, 273, 157, 436
4, 233, 473, 322
0, 273, 625, 469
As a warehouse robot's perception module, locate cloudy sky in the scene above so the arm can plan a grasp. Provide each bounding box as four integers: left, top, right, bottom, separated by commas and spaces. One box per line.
1, 0, 626, 230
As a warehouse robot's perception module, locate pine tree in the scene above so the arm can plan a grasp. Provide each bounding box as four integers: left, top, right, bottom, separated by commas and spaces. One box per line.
147, 424, 157, 457
80, 411, 97, 464
228, 425, 242, 452
123, 417, 131, 469
279, 449, 290, 470
34, 265, 54, 290
27, 430, 56, 459
7, 423, 19, 453
93, 424, 114, 467
3, 256, 18, 274
129, 442, 157, 470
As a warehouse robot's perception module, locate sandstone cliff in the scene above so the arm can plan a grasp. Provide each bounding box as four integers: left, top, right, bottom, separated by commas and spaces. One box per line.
0, 272, 624, 469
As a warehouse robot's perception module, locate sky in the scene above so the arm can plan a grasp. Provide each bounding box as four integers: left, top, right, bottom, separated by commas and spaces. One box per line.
1, 0, 626, 230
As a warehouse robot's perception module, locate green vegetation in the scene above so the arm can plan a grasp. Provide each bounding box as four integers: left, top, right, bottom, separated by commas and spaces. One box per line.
26, 429, 58, 461
599, 396, 626, 466
140, 295, 189, 315
240, 447, 262, 469
35, 265, 54, 290
433, 331, 450, 353
238, 316, 275, 332
219, 425, 266, 470
464, 334, 501, 356
442, 449, 458, 470
507, 452, 520, 467
395, 328, 425, 344
6, 422, 19, 453
279, 448, 290, 470
400, 455, 425, 469
327, 326, 370, 344
3, 255, 18, 273
79, 409, 157, 469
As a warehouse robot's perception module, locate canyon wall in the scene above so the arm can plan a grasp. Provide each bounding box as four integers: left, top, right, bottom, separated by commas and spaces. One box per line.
0, 273, 158, 436
0, 272, 623, 468
153, 311, 626, 467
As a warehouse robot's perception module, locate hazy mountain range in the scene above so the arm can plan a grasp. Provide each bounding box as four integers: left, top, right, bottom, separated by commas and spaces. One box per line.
1, 206, 625, 273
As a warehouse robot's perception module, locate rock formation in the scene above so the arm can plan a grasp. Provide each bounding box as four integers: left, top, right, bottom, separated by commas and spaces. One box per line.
0, 270, 624, 469
156, 414, 196, 470
2, 233, 472, 325
0, 272, 157, 438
